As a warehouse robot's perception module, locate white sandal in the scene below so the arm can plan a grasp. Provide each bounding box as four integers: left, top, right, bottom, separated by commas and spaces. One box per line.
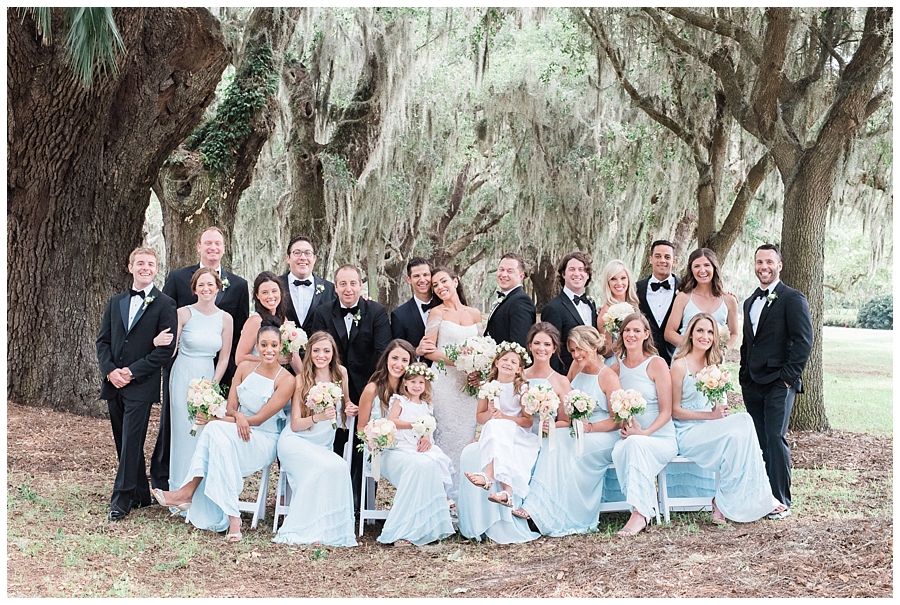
465, 472, 493, 491
488, 490, 514, 508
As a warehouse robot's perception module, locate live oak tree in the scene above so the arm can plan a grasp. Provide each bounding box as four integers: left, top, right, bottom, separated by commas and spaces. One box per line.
8, 8, 229, 414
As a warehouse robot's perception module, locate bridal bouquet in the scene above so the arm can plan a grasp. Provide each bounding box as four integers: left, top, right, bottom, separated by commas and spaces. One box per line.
411, 414, 437, 439
564, 389, 597, 457
522, 384, 560, 450
443, 335, 497, 396
601, 302, 636, 338
279, 320, 308, 357
609, 388, 647, 425
356, 418, 396, 480
694, 364, 734, 408
306, 381, 343, 429
186, 378, 227, 436
477, 380, 505, 404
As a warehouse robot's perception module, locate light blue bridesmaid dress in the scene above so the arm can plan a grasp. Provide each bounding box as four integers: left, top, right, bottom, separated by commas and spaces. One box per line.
522, 370, 621, 536
273, 398, 357, 547
674, 368, 779, 521
181, 366, 285, 532
611, 356, 678, 522
169, 306, 224, 490
369, 397, 455, 546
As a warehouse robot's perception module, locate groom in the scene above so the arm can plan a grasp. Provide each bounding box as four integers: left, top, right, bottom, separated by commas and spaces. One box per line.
96, 247, 177, 521
739, 244, 812, 519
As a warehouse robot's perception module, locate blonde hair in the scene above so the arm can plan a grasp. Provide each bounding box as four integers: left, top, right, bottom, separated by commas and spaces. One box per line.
296, 331, 346, 425
128, 247, 158, 265
599, 259, 639, 308
399, 363, 434, 402
485, 350, 529, 396
672, 313, 723, 366
567, 325, 604, 357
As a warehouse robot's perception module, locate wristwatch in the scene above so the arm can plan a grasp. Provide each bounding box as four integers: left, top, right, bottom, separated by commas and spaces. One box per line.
128, 368, 134, 379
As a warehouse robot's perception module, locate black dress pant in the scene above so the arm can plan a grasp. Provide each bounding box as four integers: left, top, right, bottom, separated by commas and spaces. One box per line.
149, 368, 171, 490
108, 392, 154, 513
742, 379, 796, 508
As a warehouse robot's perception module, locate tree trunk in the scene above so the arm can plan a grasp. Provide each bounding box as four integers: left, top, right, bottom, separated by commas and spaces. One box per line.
8, 8, 228, 414
156, 7, 301, 270
531, 255, 558, 314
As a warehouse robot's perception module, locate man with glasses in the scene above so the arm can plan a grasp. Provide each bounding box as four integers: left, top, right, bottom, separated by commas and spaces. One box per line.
280, 235, 336, 337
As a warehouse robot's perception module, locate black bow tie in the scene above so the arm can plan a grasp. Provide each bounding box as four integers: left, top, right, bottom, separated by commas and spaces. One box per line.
421, 299, 439, 313
650, 280, 671, 291
572, 294, 590, 306
129, 289, 146, 299
754, 288, 769, 300
293, 278, 312, 287
341, 306, 359, 317
496, 291, 507, 300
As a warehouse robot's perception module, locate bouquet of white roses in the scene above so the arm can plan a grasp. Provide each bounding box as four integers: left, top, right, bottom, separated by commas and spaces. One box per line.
477, 380, 505, 404
601, 302, 636, 338
609, 388, 647, 425
356, 418, 396, 480
564, 389, 597, 457
411, 414, 437, 439
522, 384, 560, 450
443, 335, 498, 396
694, 364, 734, 408
279, 320, 308, 358
306, 381, 343, 429
186, 378, 227, 436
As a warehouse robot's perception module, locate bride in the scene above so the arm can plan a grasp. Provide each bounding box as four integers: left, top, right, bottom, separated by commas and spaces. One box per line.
422, 267, 483, 475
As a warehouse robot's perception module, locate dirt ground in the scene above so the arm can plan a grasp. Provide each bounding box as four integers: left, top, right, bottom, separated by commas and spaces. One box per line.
6, 402, 893, 597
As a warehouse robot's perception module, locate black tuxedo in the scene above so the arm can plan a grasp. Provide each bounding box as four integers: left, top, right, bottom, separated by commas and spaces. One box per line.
484, 286, 536, 348
311, 296, 392, 509
391, 296, 433, 364
96, 286, 177, 515
280, 272, 336, 336
150, 264, 249, 490
739, 280, 812, 508
540, 291, 597, 374
636, 274, 680, 365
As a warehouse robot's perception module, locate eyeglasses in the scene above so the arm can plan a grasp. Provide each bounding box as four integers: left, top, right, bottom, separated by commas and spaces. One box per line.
290, 250, 315, 258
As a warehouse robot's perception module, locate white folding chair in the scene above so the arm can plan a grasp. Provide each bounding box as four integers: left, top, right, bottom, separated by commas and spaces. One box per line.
358, 450, 389, 536
238, 461, 273, 529
657, 456, 717, 523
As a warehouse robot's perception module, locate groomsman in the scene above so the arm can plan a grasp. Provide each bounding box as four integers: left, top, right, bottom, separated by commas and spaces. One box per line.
484, 252, 536, 348
280, 235, 336, 337
636, 240, 680, 365
96, 247, 177, 520
311, 264, 392, 506
540, 252, 597, 374
391, 257, 437, 363
739, 244, 812, 519
151, 226, 249, 491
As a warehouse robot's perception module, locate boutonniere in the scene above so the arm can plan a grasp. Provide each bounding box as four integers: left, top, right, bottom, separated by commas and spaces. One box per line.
766, 292, 778, 307
220, 277, 230, 290
353, 309, 362, 326
586, 295, 596, 306
142, 295, 155, 311
315, 284, 325, 296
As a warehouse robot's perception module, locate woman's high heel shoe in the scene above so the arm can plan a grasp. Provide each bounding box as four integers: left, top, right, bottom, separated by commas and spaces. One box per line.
152, 488, 191, 513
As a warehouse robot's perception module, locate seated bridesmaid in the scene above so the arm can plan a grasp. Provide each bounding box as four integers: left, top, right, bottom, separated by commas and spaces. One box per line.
611, 313, 678, 537
514, 325, 623, 536
670, 313, 786, 523
358, 340, 455, 546
152, 318, 293, 541
273, 331, 357, 547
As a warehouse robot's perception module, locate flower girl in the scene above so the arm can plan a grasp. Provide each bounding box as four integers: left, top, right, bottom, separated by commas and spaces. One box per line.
387, 363, 456, 501
465, 342, 540, 508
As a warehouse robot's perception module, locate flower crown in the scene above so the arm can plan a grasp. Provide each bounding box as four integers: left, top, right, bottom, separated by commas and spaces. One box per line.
495, 341, 532, 367
404, 364, 436, 382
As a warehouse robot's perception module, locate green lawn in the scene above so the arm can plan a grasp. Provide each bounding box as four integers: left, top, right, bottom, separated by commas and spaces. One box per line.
821, 326, 893, 436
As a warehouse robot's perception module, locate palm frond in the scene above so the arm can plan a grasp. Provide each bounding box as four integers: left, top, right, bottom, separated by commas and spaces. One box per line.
64, 7, 126, 87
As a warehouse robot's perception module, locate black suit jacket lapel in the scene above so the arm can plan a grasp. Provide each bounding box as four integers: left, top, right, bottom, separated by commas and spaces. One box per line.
308, 275, 326, 317
348, 299, 364, 348
280, 273, 300, 323
755, 282, 782, 334
743, 294, 756, 343
559, 293, 584, 325
332, 302, 349, 348
127, 286, 159, 333
119, 295, 131, 332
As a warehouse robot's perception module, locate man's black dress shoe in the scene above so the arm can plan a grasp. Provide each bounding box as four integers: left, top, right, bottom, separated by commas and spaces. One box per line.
109, 509, 128, 521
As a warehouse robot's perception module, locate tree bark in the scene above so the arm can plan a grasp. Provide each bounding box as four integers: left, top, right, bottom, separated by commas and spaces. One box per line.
8, 8, 229, 414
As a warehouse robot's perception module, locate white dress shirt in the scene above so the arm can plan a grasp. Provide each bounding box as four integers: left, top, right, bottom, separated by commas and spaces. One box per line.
341, 298, 361, 336
414, 296, 433, 326
128, 284, 153, 328
749, 279, 780, 334
645, 275, 676, 327
289, 273, 315, 324
563, 286, 593, 326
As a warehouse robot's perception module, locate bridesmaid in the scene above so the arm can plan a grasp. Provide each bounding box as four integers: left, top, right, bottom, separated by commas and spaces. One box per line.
514, 326, 623, 535
167, 267, 233, 492
596, 260, 640, 366
152, 319, 293, 541
611, 313, 678, 537
235, 271, 302, 374
273, 331, 357, 547
358, 339, 455, 546
671, 313, 787, 522
664, 248, 739, 351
